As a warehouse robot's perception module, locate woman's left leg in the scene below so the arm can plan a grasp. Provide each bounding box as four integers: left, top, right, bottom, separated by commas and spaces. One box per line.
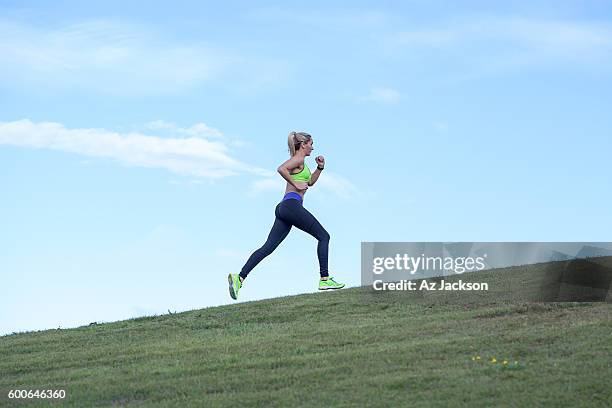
239, 214, 292, 280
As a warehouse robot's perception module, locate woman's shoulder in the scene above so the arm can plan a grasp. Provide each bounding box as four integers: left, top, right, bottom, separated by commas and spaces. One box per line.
288, 157, 306, 174
289, 156, 305, 167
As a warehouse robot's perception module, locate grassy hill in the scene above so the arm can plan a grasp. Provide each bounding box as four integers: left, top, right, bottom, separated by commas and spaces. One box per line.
1, 258, 611, 407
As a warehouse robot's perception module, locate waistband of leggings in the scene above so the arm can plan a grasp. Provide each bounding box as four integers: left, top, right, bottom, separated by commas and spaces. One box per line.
281, 192, 303, 202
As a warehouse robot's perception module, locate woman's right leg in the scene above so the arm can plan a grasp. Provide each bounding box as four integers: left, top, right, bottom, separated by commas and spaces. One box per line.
277, 200, 330, 278
239, 207, 291, 280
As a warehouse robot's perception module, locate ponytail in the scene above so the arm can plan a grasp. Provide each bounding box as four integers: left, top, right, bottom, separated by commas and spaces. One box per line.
287, 131, 312, 156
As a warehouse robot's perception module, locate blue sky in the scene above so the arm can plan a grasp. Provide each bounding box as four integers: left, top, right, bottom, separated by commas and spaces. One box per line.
1, 1, 611, 335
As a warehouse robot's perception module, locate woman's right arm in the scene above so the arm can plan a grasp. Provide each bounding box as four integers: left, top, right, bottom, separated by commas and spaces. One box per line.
277, 157, 308, 191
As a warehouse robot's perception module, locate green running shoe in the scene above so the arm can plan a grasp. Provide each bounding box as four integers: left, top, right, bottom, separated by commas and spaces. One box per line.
228, 273, 242, 300
318, 276, 345, 291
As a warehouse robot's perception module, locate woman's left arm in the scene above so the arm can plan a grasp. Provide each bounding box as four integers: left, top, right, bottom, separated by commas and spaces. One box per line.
308, 155, 325, 186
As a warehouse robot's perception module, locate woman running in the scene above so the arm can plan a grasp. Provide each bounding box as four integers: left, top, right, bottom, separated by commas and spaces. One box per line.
228, 131, 345, 300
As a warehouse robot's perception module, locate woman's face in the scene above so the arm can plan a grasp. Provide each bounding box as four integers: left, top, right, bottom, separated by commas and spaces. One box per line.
303, 139, 314, 156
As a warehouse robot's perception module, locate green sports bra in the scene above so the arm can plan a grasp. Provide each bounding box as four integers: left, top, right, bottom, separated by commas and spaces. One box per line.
290, 163, 311, 183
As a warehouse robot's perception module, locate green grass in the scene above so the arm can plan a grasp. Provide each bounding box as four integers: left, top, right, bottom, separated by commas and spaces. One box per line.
1, 259, 611, 407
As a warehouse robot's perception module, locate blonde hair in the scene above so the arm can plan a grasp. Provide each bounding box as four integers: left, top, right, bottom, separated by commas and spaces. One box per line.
287, 131, 312, 156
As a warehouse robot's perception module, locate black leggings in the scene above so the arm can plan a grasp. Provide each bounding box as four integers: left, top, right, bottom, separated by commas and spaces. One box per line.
239, 199, 330, 279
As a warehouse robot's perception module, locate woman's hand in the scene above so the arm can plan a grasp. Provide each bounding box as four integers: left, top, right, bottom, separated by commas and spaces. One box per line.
315, 155, 325, 168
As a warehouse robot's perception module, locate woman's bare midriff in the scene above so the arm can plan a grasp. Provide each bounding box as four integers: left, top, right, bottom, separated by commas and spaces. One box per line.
285, 181, 308, 198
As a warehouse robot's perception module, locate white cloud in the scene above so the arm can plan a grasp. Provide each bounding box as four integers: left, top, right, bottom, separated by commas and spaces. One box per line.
384, 17, 612, 73
0, 119, 269, 179
0, 19, 288, 95
144, 120, 251, 149
248, 8, 389, 29
146, 120, 224, 138
360, 87, 401, 104
169, 179, 209, 186
495, 18, 612, 57
434, 122, 449, 132
316, 171, 361, 200
389, 17, 612, 53
0, 19, 223, 94
249, 177, 285, 196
